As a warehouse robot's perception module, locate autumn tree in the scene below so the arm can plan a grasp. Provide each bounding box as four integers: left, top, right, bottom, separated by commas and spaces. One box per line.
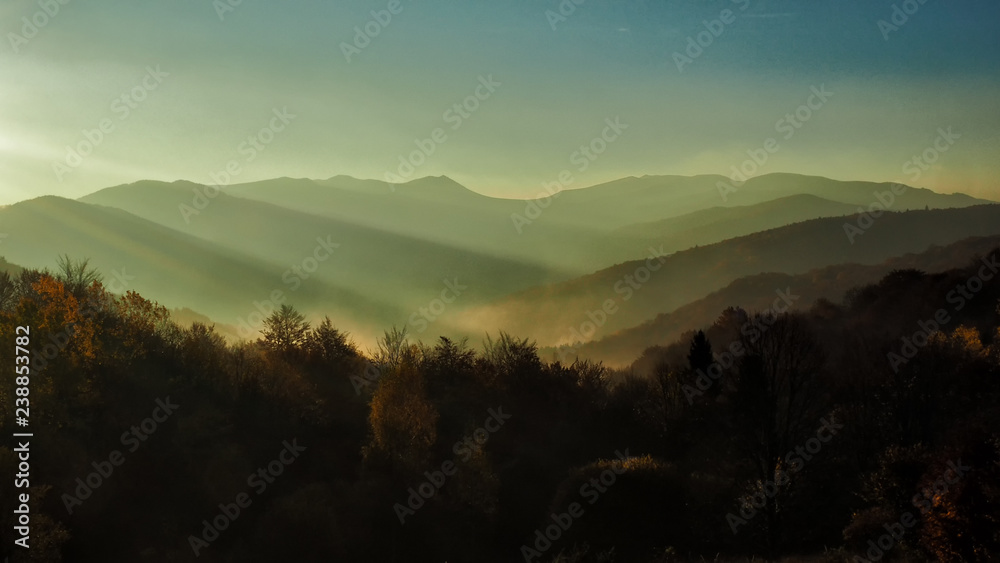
918, 435, 1000, 562
101, 289, 174, 372
363, 361, 438, 473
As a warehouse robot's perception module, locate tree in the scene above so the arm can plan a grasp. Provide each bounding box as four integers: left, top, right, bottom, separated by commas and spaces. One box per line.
688, 330, 713, 374
0, 271, 15, 312
480, 331, 542, 388
653, 361, 680, 431
363, 362, 438, 472
262, 304, 310, 355
55, 254, 102, 297
304, 316, 356, 367
422, 336, 476, 386
685, 329, 719, 401
181, 322, 228, 382
103, 289, 173, 370
918, 435, 1000, 562
730, 312, 825, 555
372, 325, 411, 371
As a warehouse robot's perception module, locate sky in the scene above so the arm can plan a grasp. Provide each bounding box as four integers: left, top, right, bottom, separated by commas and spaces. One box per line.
1, 0, 999, 205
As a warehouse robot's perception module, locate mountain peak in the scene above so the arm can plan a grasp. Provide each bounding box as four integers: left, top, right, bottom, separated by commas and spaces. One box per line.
390, 175, 482, 200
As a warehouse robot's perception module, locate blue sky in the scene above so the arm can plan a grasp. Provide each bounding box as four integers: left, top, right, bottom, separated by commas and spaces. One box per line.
1, 0, 998, 204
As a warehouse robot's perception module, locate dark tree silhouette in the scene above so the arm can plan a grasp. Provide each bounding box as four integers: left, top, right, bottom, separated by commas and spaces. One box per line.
687, 329, 713, 374
731, 312, 825, 556
55, 254, 102, 297
262, 304, 310, 355
305, 316, 356, 367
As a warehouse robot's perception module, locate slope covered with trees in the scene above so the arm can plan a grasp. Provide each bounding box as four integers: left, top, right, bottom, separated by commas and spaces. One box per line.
565, 235, 1000, 366
1, 255, 998, 562
460, 205, 1000, 345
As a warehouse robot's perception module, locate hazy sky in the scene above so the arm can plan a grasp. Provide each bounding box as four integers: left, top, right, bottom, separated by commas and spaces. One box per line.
1, 0, 999, 205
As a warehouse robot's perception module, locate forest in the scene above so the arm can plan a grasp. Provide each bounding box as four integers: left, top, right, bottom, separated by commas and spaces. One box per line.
1, 254, 999, 562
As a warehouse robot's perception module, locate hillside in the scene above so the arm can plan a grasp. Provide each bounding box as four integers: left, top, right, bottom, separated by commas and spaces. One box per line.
81, 177, 610, 274
456, 205, 1000, 346
552, 234, 1000, 367
0, 256, 22, 276
614, 194, 857, 240
0, 196, 377, 320
522, 172, 989, 229
81, 173, 991, 280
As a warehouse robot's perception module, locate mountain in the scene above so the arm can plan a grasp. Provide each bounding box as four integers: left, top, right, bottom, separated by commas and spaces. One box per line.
552, 234, 1000, 367
453, 204, 1000, 347
227, 172, 990, 233
70, 173, 999, 346
80, 177, 598, 276
212, 175, 661, 273
81, 173, 992, 278
517, 172, 990, 230
0, 255, 22, 276
0, 196, 547, 342
8, 190, 574, 344
613, 194, 857, 240
169, 307, 242, 341
0, 196, 333, 323
79, 179, 558, 301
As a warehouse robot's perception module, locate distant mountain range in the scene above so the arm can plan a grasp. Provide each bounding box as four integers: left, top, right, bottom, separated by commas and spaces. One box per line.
0, 172, 995, 352
456, 205, 1000, 346
549, 234, 1000, 367
612, 194, 858, 240
80, 172, 989, 272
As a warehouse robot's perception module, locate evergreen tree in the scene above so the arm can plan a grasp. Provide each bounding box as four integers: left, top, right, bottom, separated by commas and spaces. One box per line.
688, 329, 714, 374
262, 304, 310, 355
